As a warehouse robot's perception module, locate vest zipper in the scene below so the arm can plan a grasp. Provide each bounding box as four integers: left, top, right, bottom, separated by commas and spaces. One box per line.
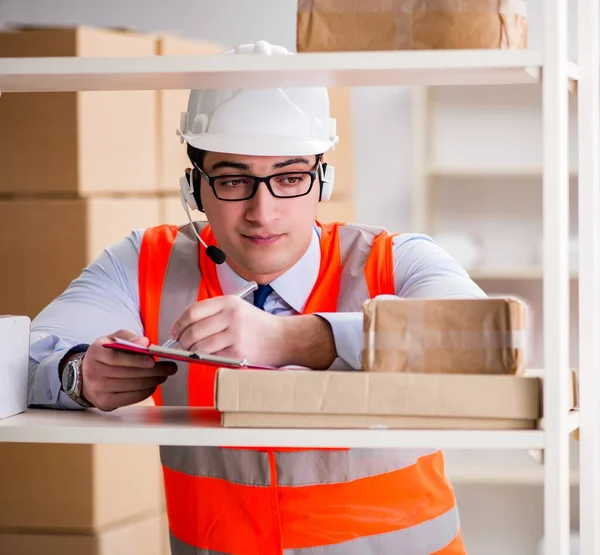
268, 448, 284, 554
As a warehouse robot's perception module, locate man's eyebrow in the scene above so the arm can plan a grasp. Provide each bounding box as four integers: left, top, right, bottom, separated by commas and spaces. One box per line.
211, 160, 251, 171
272, 157, 311, 169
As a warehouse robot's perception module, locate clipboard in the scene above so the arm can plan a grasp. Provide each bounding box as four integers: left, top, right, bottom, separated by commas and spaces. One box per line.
103, 338, 276, 370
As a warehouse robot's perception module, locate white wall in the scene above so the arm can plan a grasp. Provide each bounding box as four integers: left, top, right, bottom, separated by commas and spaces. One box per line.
0, 2, 581, 554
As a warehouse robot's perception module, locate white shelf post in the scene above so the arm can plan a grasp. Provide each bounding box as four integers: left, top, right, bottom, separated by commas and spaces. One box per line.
578, 0, 600, 551
543, 0, 572, 553
411, 86, 431, 233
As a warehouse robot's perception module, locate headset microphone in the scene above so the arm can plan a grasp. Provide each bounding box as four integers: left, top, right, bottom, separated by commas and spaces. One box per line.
205, 244, 226, 265
180, 193, 227, 265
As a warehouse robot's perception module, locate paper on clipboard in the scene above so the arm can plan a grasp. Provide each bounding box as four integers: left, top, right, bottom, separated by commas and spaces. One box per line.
103, 338, 277, 370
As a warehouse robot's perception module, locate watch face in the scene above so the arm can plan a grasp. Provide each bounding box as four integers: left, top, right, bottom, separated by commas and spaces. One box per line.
62, 363, 76, 393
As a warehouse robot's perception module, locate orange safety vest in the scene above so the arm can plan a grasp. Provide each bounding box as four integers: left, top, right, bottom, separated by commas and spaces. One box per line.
139, 221, 466, 555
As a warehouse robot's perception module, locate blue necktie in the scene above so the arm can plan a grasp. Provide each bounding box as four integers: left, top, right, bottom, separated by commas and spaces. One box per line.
253, 284, 273, 310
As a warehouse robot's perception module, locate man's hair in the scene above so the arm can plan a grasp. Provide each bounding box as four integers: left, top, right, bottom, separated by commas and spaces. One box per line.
187, 144, 206, 170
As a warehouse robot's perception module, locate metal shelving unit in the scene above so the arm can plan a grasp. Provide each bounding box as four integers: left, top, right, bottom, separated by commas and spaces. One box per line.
0, 1, 597, 553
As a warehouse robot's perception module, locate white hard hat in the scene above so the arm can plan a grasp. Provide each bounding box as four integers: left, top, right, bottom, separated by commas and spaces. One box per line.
177, 40, 338, 156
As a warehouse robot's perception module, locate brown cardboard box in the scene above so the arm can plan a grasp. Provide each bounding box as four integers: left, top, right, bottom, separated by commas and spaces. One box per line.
215, 368, 557, 429
0, 511, 165, 555
0, 444, 163, 533
0, 198, 160, 318
317, 199, 355, 222
160, 513, 172, 555
0, 26, 157, 194
325, 87, 354, 200
362, 297, 528, 375
160, 195, 208, 225
297, 0, 528, 52
155, 35, 225, 191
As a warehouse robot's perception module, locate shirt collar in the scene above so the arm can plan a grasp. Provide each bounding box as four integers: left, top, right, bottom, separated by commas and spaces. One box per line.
216, 228, 321, 313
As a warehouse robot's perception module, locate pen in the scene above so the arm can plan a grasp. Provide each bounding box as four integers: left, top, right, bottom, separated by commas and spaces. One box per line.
160, 281, 259, 349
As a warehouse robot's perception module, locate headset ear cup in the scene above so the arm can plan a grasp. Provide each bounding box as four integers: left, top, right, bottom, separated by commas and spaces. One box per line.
319, 163, 334, 202
191, 169, 204, 212
179, 173, 198, 211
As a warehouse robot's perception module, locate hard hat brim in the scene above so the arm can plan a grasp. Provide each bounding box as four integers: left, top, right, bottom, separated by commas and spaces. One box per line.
182, 133, 338, 157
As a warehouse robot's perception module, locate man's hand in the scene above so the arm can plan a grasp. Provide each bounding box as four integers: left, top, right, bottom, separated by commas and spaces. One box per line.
170, 296, 337, 369
80, 330, 177, 411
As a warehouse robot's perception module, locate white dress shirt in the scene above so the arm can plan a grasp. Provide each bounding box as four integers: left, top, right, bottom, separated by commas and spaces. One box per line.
28, 225, 486, 409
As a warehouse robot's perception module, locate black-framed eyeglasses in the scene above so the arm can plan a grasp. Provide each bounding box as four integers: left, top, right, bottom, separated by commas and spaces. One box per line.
193, 162, 318, 202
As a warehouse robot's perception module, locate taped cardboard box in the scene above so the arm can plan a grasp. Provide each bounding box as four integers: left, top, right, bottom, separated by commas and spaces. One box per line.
0, 25, 157, 194
297, 0, 528, 52
362, 297, 527, 375
214, 368, 567, 430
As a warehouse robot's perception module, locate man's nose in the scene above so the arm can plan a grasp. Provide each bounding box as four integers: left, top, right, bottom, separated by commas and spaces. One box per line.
245, 182, 280, 224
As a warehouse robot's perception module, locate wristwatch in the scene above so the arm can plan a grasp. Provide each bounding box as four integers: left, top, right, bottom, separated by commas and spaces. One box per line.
61, 352, 94, 408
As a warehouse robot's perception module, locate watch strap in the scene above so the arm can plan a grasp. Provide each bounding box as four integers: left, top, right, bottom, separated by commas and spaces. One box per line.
66, 352, 94, 408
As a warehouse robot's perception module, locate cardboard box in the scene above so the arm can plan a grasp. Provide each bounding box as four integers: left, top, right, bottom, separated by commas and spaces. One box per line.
0, 444, 163, 533
216, 368, 548, 429
155, 35, 225, 191
0, 511, 165, 555
0, 26, 157, 194
0, 316, 30, 420
317, 199, 355, 222
160, 195, 208, 225
0, 198, 161, 318
160, 513, 171, 555
362, 297, 528, 375
297, 0, 528, 52
324, 87, 354, 200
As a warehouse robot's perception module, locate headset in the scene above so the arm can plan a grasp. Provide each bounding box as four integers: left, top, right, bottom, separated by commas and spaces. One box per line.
178, 161, 335, 265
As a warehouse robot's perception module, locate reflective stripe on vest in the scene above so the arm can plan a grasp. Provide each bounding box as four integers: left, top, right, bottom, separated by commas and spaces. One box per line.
139, 221, 464, 555
168, 506, 464, 555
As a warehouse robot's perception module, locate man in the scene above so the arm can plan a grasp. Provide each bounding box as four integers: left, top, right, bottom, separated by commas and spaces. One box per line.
29, 41, 485, 554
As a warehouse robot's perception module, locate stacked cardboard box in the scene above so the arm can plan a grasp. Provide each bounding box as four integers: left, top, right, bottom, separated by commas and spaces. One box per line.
0, 26, 172, 554
215, 366, 578, 430
0, 27, 233, 318
215, 297, 577, 431
0, 513, 165, 555
361, 297, 528, 374
0, 26, 161, 318
0, 443, 166, 554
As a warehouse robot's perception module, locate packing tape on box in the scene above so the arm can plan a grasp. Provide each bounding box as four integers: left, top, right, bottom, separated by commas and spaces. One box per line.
364, 329, 526, 370
364, 330, 526, 351
298, 0, 527, 17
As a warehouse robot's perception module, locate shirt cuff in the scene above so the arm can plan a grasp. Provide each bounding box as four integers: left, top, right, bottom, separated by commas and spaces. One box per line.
315, 312, 363, 371
29, 347, 85, 410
